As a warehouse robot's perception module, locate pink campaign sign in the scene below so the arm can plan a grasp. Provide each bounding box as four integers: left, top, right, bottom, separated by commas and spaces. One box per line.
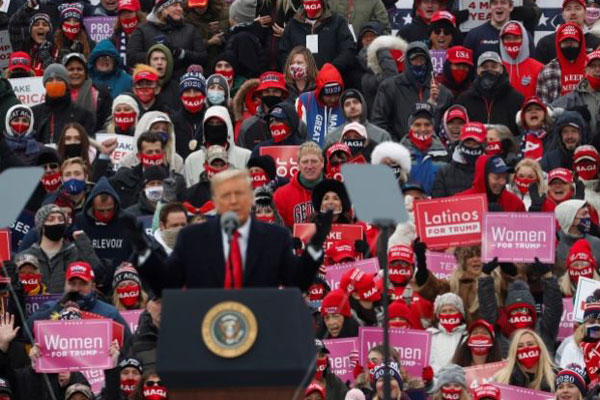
81, 369, 105, 395
323, 338, 358, 384
34, 319, 113, 372
326, 258, 380, 290
358, 327, 431, 377
558, 298, 575, 340
494, 383, 554, 399
426, 251, 457, 280
120, 309, 143, 333
482, 212, 556, 263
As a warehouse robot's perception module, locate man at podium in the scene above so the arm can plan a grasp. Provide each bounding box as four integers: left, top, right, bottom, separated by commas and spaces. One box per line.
122, 169, 332, 293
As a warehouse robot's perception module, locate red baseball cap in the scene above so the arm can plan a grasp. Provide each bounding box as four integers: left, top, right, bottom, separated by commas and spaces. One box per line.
326, 143, 352, 160
134, 69, 159, 83
468, 318, 496, 339
446, 46, 474, 66
521, 96, 547, 114
445, 107, 468, 124
460, 122, 486, 143
255, 71, 289, 98
8, 51, 33, 74
562, 0, 585, 8
321, 289, 351, 317
387, 244, 414, 264
66, 261, 95, 282
558, 23, 582, 43
431, 10, 456, 27
305, 382, 326, 398
548, 168, 574, 183
472, 384, 501, 400
587, 50, 600, 67
118, 0, 140, 11
326, 240, 358, 264
501, 21, 523, 37
574, 145, 600, 165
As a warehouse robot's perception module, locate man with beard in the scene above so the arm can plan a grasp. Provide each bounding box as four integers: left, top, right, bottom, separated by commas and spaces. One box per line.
154, 202, 188, 255
541, 111, 586, 171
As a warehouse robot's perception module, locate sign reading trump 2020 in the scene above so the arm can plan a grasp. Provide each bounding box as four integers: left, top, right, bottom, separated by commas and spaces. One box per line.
34, 319, 113, 372
414, 194, 487, 250
482, 212, 555, 263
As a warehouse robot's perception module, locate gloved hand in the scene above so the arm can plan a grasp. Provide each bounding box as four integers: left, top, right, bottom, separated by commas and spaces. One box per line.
499, 261, 518, 277
120, 212, 149, 253
422, 365, 434, 387
533, 257, 552, 276
172, 47, 185, 60
575, 180, 586, 200
528, 182, 545, 212
161, 171, 178, 203
482, 257, 499, 274
354, 239, 369, 256
292, 237, 304, 251
309, 210, 333, 249
413, 238, 428, 286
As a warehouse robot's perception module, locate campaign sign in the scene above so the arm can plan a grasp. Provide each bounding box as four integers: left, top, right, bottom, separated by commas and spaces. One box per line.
24, 294, 62, 318
325, 258, 380, 290
494, 383, 554, 399
426, 251, 457, 280
259, 146, 300, 179
358, 327, 431, 377
464, 361, 507, 389
82, 369, 105, 395
0, 31, 12, 69
95, 133, 135, 171
458, 0, 522, 32
573, 277, 600, 322
121, 309, 143, 334
323, 338, 358, 384
293, 223, 364, 253
0, 230, 10, 261
430, 50, 447, 76
34, 319, 113, 372
8, 209, 35, 252
9, 77, 45, 106
83, 17, 117, 42
414, 194, 487, 250
482, 212, 555, 263
80, 310, 125, 347
558, 298, 575, 340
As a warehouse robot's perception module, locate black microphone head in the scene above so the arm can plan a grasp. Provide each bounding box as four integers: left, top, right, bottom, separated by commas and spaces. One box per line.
220, 211, 239, 236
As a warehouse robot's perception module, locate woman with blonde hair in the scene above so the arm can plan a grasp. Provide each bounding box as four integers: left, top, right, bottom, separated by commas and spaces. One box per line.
559, 239, 600, 297
111, 262, 148, 311
508, 158, 547, 210
283, 46, 317, 103
495, 328, 556, 392
554, 364, 588, 400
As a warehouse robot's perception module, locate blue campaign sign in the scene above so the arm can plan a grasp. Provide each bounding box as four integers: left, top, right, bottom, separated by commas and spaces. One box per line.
9, 209, 35, 252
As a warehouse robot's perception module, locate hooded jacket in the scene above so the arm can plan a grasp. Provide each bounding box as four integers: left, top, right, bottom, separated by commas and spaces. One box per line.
184, 106, 251, 187
328, 0, 391, 39
88, 39, 133, 99
458, 155, 526, 212
553, 78, 600, 140
534, 28, 600, 65
463, 20, 536, 63
400, 133, 448, 195
540, 111, 586, 172
146, 43, 180, 108
251, 102, 305, 157
432, 143, 478, 198
498, 21, 543, 99
371, 42, 454, 141
437, 58, 475, 99
296, 63, 346, 147
273, 172, 316, 228
2, 104, 41, 166
233, 78, 258, 139
554, 199, 600, 265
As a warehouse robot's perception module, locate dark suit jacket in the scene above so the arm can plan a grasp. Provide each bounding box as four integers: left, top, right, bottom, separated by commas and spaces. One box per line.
140, 217, 322, 294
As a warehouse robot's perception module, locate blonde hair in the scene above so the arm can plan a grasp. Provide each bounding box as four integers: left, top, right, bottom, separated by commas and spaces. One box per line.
559, 271, 600, 297
283, 46, 318, 86
298, 141, 324, 162
61, 157, 88, 176
111, 288, 149, 311
513, 158, 547, 195
210, 168, 252, 196
495, 329, 555, 391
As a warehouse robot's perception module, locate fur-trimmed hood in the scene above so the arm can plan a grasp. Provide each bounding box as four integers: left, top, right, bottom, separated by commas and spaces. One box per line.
367, 35, 408, 75
232, 78, 260, 121
370, 141, 412, 174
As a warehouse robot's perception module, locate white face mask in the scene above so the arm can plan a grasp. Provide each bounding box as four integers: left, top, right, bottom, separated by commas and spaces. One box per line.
320, 204, 342, 215
144, 186, 164, 202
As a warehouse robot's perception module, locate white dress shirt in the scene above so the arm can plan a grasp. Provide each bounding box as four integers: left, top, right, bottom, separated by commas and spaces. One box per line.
221, 218, 251, 269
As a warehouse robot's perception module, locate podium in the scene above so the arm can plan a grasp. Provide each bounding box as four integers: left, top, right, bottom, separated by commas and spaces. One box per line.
157, 288, 315, 399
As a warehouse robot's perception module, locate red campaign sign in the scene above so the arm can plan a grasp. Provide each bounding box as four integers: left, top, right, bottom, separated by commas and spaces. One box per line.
494, 383, 554, 399
414, 194, 487, 250
325, 258, 380, 290
425, 251, 457, 280
259, 145, 300, 179
558, 298, 575, 340
0, 230, 10, 262
323, 338, 358, 384
464, 361, 507, 389
34, 319, 113, 372
293, 223, 364, 252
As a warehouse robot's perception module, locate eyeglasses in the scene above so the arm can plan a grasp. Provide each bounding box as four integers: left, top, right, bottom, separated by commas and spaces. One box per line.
44, 162, 59, 171
145, 380, 163, 387
433, 28, 450, 35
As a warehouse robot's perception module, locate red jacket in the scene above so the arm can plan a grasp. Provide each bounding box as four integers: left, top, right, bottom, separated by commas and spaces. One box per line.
458, 155, 526, 212
503, 58, 544, 99
273, 173, 314, 228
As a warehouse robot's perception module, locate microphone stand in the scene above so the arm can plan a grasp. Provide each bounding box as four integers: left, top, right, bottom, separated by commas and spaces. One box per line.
226, 230, 235, 288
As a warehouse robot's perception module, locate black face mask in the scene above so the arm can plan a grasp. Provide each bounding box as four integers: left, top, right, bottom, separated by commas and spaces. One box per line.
342, 138, 365, 155
458, 143, 483, 165
561, 46, 580, 61
43, 223, 66, 241
261, 95, 281, 110
204, 123, 228, 146
479, 71, 501, 90
64, 143, 82, 159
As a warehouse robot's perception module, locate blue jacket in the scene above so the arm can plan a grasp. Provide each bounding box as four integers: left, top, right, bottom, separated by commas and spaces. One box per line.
400, 135, 449, 195
88, 39, 133, 98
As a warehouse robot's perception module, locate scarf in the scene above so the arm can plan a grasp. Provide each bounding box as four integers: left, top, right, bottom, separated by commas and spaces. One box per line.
4, 132, 39, 156
72, 79, 97, 113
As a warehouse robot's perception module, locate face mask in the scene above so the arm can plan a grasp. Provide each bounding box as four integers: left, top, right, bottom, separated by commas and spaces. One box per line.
389, 264, 412, 285
568, 263, 594, 284
458, 143, 482, 165
485, 141, 502, 155
468, 334, 493, 356
326, 164, 344, 181
41, 172, 61, 192
10, 120, 29, 135
116, 284, 140, 307
503, 40, 522, 59
409, 63, 428, 84
45, 81, 67, 98
204, 124, 228, 146
64, 178, 87, 195
43, 223, 66, 241
588, 74, 600, 91
587, 7, 600, 25
139, 153, 164, 168
479, 71, 500, 90
207, 89, 226, 105
270, 122, 291, 143
579, 217, 592, 234
390, 319, 410, 328
181, 93, 205, 113
315, 357, 328, 380
509, 310, 534, 329
256, 214, 276, 223
94, 208, 115, 223
204, 163, 227, 179
586, 323, 600, 340
514, 176, 536, 195
516, 345, 541, 369
121, 16, 138, 35
143, 386, 168, 400
575, 161, 598, 180
261, 95, 281, 110
439, 312, 462, 333
114, 111, 136, 133
451, 68, 469, 84
303, 0, 323, 18
561, 46, 580, 62
343, 138, 366, 155
62, 21, 81, 41
409, 129, 433, 152
441, 387, 462, 400
217, 69, 235, 86
161, 226, 182, 249
64, 143, 82, 159
120, 379, 138, 396
135, 87, 156, 104
250, 171, 269, 188
20, 273, 42, 295
290, 63, 307, 79
144, 186, 163, 202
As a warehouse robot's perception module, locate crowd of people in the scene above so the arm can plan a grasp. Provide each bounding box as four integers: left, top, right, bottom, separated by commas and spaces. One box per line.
1, 0, 600, 398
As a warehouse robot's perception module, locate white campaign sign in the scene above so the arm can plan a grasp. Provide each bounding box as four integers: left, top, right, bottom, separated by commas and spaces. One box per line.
573, 277, 600, 322
0, 31, 12, 69
9, 77, 45, 106
95, 133, 134, 171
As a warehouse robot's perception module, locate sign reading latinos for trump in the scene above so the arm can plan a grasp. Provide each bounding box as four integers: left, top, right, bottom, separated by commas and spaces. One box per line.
34, 319, 113, 372
96, 133, 135, 171
323, 338, 358, 384
325, 258, 380, 290
83, 17, 117, 42
293, 223, 364, 253
426, 251, 457, 280
573, 277, 600, 322
259, 146, 300, 179
494, 383, 554, 399
482, 212, 556, 263
9, 77, 45, 106
414, 194, 487, 250
358, 327, 431, 377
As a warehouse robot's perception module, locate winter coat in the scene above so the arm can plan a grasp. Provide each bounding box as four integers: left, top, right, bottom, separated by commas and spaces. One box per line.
556, 230, 600, 267
540, 111, 587, 172
534, 31, 600, 65
184, 106, 251, 187
146, 43, 180, 110
432, 148, 476, 198
557, 335, 584, 368
427, 324, 467, 373
171, 106, 205, 159
0, 79, 19, 122
184, 4, 229, 68
32, 94, 96, 144
371, 42, 453, 141
124, 310, 159, 371
454, 72, 524, 136
251, 102, 306, 157
327, 0, 391, 38
273, 172, 316, 228
397, 15, 430, 44
400, 134, 448, 195
126, 11, 207, 79
325, 372, 349, 400
296, 64, 346, 147
224, 22, 265, 79
124, 192, 156, 217
88, 39, 133, 99
553, 78, 600, 139
236, 106, 271, 151
463, 21, 535, 64
278, 4, 356, 72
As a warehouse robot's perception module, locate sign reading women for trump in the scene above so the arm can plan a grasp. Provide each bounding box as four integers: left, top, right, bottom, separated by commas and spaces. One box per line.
34, 319, 112, 372
323, 338, 358, 384
482, 212, 555, 263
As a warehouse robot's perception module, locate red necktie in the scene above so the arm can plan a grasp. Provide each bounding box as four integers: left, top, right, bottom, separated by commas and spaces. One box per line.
224, 230, 243, 289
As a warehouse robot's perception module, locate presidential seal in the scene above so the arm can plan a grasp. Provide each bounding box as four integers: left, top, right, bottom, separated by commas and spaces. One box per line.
201, 301, 258, 358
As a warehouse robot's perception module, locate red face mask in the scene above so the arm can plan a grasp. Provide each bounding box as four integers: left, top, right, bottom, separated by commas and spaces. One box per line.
408, 129, 433, 153
114, 111, 136, 133
121, 16, 139, 35
582, 341, 600, 381
503, 40, 522, 59
10, 120, 29, 135
303, 0, 323, 18
451, 68, 469, 84
516, 345, 540, 369
315, 357, 328, 380
390, 319, 410, 328
62, 21, 81, 41
250, 171, 269, 188
441, 387, 463, 400
20, 273, 42, 294
94, 209, 115, 223
485, 141, 502, 155
269, 122, 291, 143
514, 176, 536, 195
204, 163, 227, 179
117, 284, 140, 307
568, 264, 594, 285
139, 153, 164, 168
135, 87, 156, 104
41, 172, 61, 192
588, 74, 600, 91
467, 334, 493, 356
439, 312, 463, 333
509, 310, 534, 330
255, 214, 276, 223
389, 264, 412, 285
181, 94, 205, 114
143, 386, 168, 400
575, 161, 598, 181
217, 69, 235, 87
120, 379, 138, 396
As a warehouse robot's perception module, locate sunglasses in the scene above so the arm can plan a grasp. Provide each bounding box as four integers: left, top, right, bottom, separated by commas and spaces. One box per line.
433, 28, 450, 35
145, 380, 163, 387
44, 162, 59, 170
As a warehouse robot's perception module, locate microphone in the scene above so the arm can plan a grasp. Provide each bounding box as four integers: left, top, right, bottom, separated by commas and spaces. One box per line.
221, 211, 239, 240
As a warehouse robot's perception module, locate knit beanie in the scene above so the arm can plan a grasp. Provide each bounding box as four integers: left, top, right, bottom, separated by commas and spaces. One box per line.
143, 165, 168, 185
247, 155, 276, 180
345, 389, 366, 400
29, 13, 52, 35
5, 104, 34, 137
321, 289, 351, 317
555, 364, 588, 396
206, 74, 230, 94
118, 357, 143, 373
35, 204, 66, 233
112, 93, 140, 116
58, 2, 84, 23
112, 262, 142, 288
434, 292, 465, 317
43, 63, 69, 85
154, 0, 183, 13
229, 0, 257, 23
504, 280, 536, 313
179, 71, 206, 95
555, 199, 587, 234
435, 364, 466, 392
373, 362, 403, 389
567, 238, 596, 269
584, 289, 600, 320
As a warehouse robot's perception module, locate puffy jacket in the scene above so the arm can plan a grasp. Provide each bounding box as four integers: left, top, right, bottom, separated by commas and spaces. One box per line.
273, 172, 315, 228
124, 310, 159, 371
540, 111, 587, 172
327, 0, 391, 38
251, 102, 306, 157
397, 15, 430, 44
88, 39, 133, 98
427, 324, 467, 373
458, 155, 526, 212
432, 148, 476, 198
32, 93, 95, 144
400, 134, 448, 195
